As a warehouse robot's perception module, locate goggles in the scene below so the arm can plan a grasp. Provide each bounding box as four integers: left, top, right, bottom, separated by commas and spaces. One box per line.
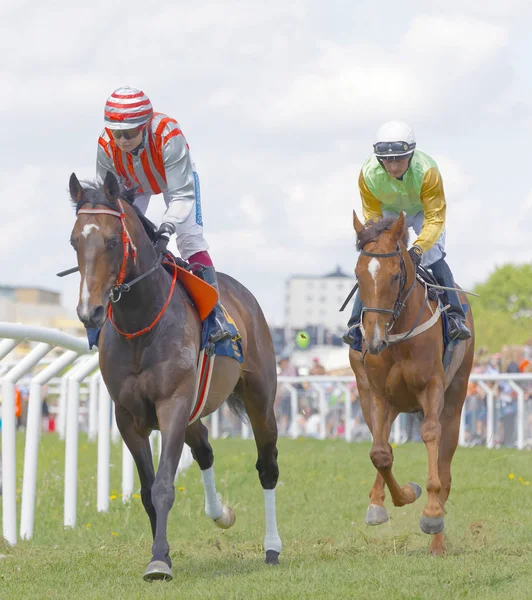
111, 126, 143, 140
373, 141, 416, 157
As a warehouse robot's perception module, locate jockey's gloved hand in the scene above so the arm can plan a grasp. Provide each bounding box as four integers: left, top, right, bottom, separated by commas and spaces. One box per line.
155, 223, 174, 255
408, 245, 423, 268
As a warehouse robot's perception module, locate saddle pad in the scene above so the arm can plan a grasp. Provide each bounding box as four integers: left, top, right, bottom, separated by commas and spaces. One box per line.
189, 309, 244, 424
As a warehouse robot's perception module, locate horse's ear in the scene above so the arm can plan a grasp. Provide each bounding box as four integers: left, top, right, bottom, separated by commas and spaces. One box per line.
69, 173, 83, 204
353, 210, 365, 234
390, 212, 406, 244
103, 171, 120, 204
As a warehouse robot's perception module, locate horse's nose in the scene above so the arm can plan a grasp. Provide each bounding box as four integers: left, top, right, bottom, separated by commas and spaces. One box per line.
367, 339, 388, 356
77, 304, 105, 328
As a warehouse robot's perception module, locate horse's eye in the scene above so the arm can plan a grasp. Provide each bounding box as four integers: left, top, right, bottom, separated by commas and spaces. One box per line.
106, 237, 119, 249
392, 273, 401, 282
70, 237, 78, 251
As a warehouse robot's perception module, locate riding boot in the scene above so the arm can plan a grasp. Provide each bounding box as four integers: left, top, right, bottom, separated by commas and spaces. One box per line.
342, 292, 363, 350
197, 266, 234, 343
429, 258, 471, 342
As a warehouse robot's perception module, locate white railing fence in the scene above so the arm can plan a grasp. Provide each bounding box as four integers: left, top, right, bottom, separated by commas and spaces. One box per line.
1, 322, 531, 547
275, 374, 532, 450
0, 323, 192, 546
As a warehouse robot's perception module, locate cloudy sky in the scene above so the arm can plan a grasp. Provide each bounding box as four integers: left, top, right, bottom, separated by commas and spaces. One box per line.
2, 0, 531, 325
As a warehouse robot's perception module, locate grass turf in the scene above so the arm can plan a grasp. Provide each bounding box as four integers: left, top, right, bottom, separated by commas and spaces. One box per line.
1, 435, 531, 599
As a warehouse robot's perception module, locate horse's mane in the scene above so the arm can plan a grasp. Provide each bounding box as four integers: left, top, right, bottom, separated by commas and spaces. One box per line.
356, 216, 409, 251
71, 179, 158, 243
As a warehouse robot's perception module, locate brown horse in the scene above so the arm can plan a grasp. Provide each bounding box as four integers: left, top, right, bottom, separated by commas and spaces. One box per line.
68, 171, 282, 580
349, 211, 474, 555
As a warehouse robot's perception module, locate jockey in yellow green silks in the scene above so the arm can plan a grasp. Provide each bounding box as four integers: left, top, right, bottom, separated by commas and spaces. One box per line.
343, 121, 471, 349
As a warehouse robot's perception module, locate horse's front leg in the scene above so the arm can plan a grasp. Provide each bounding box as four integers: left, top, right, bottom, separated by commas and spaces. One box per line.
143, 384, 193, 582
115, 406, 156, 538
368, 397, 421, 514
418, 377, 445, 535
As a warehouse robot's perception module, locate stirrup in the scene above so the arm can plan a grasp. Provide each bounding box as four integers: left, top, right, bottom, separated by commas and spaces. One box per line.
209, 309, 234, 343
342, 324, 361, 347
209, 329, 233, 343
447, 315, 471, 341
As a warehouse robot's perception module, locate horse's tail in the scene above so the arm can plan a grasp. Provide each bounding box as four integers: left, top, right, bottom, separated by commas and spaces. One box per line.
226, 393, 249, 424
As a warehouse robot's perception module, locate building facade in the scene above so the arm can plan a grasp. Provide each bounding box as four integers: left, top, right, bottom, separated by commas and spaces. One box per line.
284, 266, 356, 336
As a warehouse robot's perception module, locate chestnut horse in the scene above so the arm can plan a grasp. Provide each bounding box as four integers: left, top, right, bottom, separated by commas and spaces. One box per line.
349, 211, 474, 555
68, 172, 281, 580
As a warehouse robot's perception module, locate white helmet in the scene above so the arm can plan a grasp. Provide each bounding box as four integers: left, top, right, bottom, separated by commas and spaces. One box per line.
374, 121, 416, 158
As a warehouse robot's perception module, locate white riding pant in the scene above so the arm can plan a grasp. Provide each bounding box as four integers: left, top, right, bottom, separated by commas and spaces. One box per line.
383, 210, 445, 268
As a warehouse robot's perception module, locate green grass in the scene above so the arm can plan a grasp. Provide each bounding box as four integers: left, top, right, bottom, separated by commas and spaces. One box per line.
1, 435, 532, 599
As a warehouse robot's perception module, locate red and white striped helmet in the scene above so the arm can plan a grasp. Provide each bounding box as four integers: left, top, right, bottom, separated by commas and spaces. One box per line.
104, 86, 153, 130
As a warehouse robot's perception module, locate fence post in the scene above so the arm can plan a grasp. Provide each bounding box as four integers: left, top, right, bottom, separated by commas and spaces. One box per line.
507, 380, 525, 450
476, 380, 495, 449
64, 354, 100, 528
1, 342, 53, 545
211, 410, 220, 440
97, 377, 111, 513
20, 349, 79, 540
393, 415, 402, 445
88, 371, 100, 442
122, 441, 135, 503
57, 376, 69, 440
458, 398, 467, 447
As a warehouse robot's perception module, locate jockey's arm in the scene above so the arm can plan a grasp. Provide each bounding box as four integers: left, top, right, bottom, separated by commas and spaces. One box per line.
160, 134, 196, 233
414, 167, 446, 253
358, 170, 383, 222
96, 137, 119, 182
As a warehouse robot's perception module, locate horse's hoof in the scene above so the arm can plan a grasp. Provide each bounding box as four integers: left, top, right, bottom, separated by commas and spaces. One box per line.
407, 482, 422, 500
143, 560, 173, 582
365, 504, 389, 526
265, 550, 280, 565
420, 514, 444, 535
214, 505, 236, 529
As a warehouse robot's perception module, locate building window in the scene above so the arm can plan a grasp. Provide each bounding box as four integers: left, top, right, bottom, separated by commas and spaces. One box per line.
306, 296, 314, 302
307, 281, 315, 288
320, 296, 327, 303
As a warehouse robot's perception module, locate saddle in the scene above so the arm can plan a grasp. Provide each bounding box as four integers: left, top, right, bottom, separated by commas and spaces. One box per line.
161, 250, 243, 424
415, 265, 468, 371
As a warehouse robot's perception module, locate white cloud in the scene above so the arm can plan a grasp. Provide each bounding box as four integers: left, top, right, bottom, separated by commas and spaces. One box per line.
402, 16, 508, 67
239, 194, 264, 225
0, 1, 530, 326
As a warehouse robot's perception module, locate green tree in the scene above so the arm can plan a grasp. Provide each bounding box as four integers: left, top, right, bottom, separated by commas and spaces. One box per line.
469, 264, 532, 351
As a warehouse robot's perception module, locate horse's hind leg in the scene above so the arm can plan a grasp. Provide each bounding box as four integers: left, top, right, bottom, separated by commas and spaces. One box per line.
418, 377, 446, 538
185, 420, 235, 528
115, 406, 156, 537
236, 378, 282, 565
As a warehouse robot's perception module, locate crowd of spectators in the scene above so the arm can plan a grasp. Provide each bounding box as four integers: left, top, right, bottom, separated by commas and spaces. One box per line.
256, 342, 532, 448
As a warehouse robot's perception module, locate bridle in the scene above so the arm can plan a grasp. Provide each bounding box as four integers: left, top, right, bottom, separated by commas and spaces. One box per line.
358, 244, 417, 336
77, 200, 176, 340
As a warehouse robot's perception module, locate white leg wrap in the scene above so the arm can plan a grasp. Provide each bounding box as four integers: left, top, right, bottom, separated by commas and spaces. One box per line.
201, 467, 223, 520
264, 489, 282, 553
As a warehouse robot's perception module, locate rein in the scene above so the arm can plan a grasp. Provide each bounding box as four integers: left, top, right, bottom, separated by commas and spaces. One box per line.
77, 201, 176, 340
359, 245, 417, 334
